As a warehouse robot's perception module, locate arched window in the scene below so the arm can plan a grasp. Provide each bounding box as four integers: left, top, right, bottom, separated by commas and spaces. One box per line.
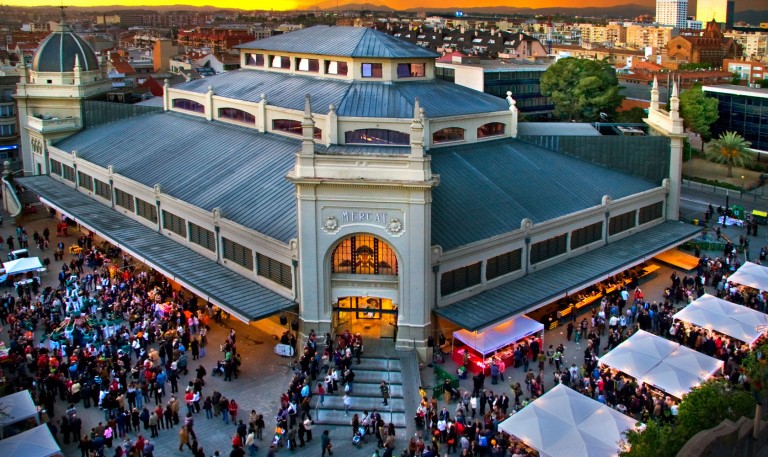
331, 235, 398, 275
345, 129, 410, 145
432, 127, 465, 144
477, 122, 505, 138
173, 99, 204, 113
272, 119, 322, 140
218, 107, 255, 124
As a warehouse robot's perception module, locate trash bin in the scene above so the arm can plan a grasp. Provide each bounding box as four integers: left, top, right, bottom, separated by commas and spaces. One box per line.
752, 210, 767, 225
731, 205, 744, 220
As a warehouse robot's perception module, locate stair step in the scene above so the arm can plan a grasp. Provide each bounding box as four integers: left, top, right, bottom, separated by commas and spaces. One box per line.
317, 396, 405, 412
314, 409, 407, 428
349, 370, 402, 384
351, 359, 402, 372
327, 383, 403, 398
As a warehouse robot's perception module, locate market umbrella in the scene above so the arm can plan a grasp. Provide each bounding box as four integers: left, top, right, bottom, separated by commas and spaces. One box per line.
2, 257, 43, 275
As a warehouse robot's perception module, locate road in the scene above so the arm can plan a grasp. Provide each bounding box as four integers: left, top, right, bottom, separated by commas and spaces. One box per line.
681, 182, 768, 221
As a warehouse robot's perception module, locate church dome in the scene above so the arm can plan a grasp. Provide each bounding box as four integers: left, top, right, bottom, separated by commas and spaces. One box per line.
31, 22, 99, 73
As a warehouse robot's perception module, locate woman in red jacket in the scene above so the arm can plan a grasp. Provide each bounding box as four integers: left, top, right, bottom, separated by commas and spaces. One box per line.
229, 399, 239, 424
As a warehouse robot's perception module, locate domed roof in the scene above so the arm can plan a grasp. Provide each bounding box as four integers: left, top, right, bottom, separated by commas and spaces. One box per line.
31, 22, 99, 73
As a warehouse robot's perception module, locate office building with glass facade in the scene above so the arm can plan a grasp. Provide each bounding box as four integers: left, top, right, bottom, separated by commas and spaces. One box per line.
703, 85, 768, 153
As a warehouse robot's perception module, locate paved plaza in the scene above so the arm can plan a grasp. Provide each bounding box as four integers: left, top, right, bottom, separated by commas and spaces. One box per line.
0, 201, 758, 457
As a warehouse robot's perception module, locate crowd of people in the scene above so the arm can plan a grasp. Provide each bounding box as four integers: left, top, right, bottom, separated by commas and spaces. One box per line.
0, 226, 269, 457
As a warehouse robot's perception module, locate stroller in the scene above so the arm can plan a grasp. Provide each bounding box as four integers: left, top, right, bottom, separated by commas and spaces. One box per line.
272, 425, 285, 448
352, 426, 367, 447
211, 360, 225, 376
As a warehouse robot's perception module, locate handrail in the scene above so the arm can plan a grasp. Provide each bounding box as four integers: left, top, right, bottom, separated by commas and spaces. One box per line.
2, 176, 22, 218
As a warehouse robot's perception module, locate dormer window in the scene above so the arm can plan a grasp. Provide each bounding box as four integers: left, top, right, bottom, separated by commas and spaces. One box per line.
297, 58, 319, 72
173, 99, 204, 113
397, 63, 425, 78
361, 63, 383, 78
477, 122, 505, 138
246, 53, 264, 66
273, 119, 322, 140
345, 128, 409, 145
326, 60, 348, 76
270, 55, 290, 69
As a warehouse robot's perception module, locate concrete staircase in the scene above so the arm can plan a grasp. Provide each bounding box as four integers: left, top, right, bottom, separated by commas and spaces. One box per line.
313, 339, 408, 428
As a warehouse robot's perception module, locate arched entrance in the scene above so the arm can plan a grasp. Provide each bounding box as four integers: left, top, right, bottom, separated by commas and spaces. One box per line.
328, 234, 400, 339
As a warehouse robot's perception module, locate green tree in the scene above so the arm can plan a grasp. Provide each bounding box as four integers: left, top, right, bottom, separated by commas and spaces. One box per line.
615, 107, 646, 123
620, 379, 755, 457
704, 131, 754, 178
540, 57, 624, 122
679, 85, 719, 144
741, 341, 768, 400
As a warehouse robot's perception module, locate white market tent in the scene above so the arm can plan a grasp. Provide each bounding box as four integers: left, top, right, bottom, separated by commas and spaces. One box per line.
498, 384, 640, 457
672, 294, 768, 346
2, 257, 43, 275
0, 390, 40, 439
599, 330, 723, 398
453, 315, 543, 357
0, 424, 61, 456
726, 261, 768, 291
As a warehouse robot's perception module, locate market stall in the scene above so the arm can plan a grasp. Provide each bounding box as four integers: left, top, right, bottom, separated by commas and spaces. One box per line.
599, 330, 723, 399
672, 294, 768, 347
452, 315, 543, 375
0, 424, 62, 456
2, 258, 43, 276
727, 261, 768, 291
0, 390, 40, 439
498, 384, 641, 457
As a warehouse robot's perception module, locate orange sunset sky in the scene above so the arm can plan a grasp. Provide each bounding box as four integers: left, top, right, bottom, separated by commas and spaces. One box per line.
2, 0, 762, 12
0, 0, 664, 11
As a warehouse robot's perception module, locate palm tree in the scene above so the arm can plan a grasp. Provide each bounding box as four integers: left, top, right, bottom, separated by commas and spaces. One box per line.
704, 131, 753, 178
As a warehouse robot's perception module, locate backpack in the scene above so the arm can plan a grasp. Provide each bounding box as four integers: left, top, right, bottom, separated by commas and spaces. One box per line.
478, 435, 488, 446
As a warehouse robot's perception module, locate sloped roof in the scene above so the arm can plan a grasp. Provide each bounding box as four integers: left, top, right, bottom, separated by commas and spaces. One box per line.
435, 221, 702, 331
53, 111, 299, 244
17, 175, 295, 323
174, 69, 509, 119
236, 25, 439, 59
429, 138, 656, 251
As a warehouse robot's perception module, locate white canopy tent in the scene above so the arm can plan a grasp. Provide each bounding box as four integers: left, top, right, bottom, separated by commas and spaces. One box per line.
498, 384, 640, 457
453, 315, 544, 357
0, 424, 61, 456
2, 257, 43, 275
673, 294, 768, 346
726, 261, 768, 291
599, 330, 723, 398
0, 390, 40, 438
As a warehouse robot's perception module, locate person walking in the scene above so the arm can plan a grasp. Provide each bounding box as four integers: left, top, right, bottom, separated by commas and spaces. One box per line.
342, 393, 351, 416
380, 381, 389, 406
320, 430, 333, 457
178, 425, 192, 452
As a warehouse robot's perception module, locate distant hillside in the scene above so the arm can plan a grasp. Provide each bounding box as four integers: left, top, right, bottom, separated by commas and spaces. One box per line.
406, 4, 654, 18
309, 2, 395, 11
735, 10, 768, 25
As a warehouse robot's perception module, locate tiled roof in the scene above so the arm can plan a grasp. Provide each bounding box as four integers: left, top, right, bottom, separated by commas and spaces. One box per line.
435, 221, 702, 331
236, 25, 439, 59
54, 111, 299, 244
429, 137, 657, 251
174, 69, 510, 119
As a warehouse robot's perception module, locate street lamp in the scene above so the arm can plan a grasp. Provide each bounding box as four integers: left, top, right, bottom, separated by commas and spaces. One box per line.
741, 175, 746, 194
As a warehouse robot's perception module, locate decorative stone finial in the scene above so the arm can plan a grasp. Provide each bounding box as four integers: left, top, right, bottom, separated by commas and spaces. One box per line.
328, 104, 336, 115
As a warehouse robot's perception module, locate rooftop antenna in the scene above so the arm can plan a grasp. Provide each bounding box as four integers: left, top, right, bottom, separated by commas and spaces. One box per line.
58, 0, 67, 24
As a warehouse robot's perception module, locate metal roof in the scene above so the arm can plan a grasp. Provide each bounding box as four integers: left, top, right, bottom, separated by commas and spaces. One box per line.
174, 69, 510, 118
517, 122, 602, 137
17, 175, 295, 323
31, 22, 99, 72
54, 111, 299, 243
429, 138, 658, 251
236, 25, 439, 59
435, 221, 702, 331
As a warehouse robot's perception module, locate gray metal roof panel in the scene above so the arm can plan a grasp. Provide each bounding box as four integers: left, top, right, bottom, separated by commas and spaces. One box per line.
54, 111, 299, 243
174, 70, 509, 118
435, 221, 702, 331
517, 122, 602, 137
236, 26, 439, 59
17, 176, 294, 322
429, 138, 658, 251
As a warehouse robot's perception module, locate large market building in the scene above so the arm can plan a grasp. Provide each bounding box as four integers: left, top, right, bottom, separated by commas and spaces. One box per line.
11, 24, 699, 356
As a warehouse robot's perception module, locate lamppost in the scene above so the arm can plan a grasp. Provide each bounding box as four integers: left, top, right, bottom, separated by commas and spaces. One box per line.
741, 175, 746, 194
